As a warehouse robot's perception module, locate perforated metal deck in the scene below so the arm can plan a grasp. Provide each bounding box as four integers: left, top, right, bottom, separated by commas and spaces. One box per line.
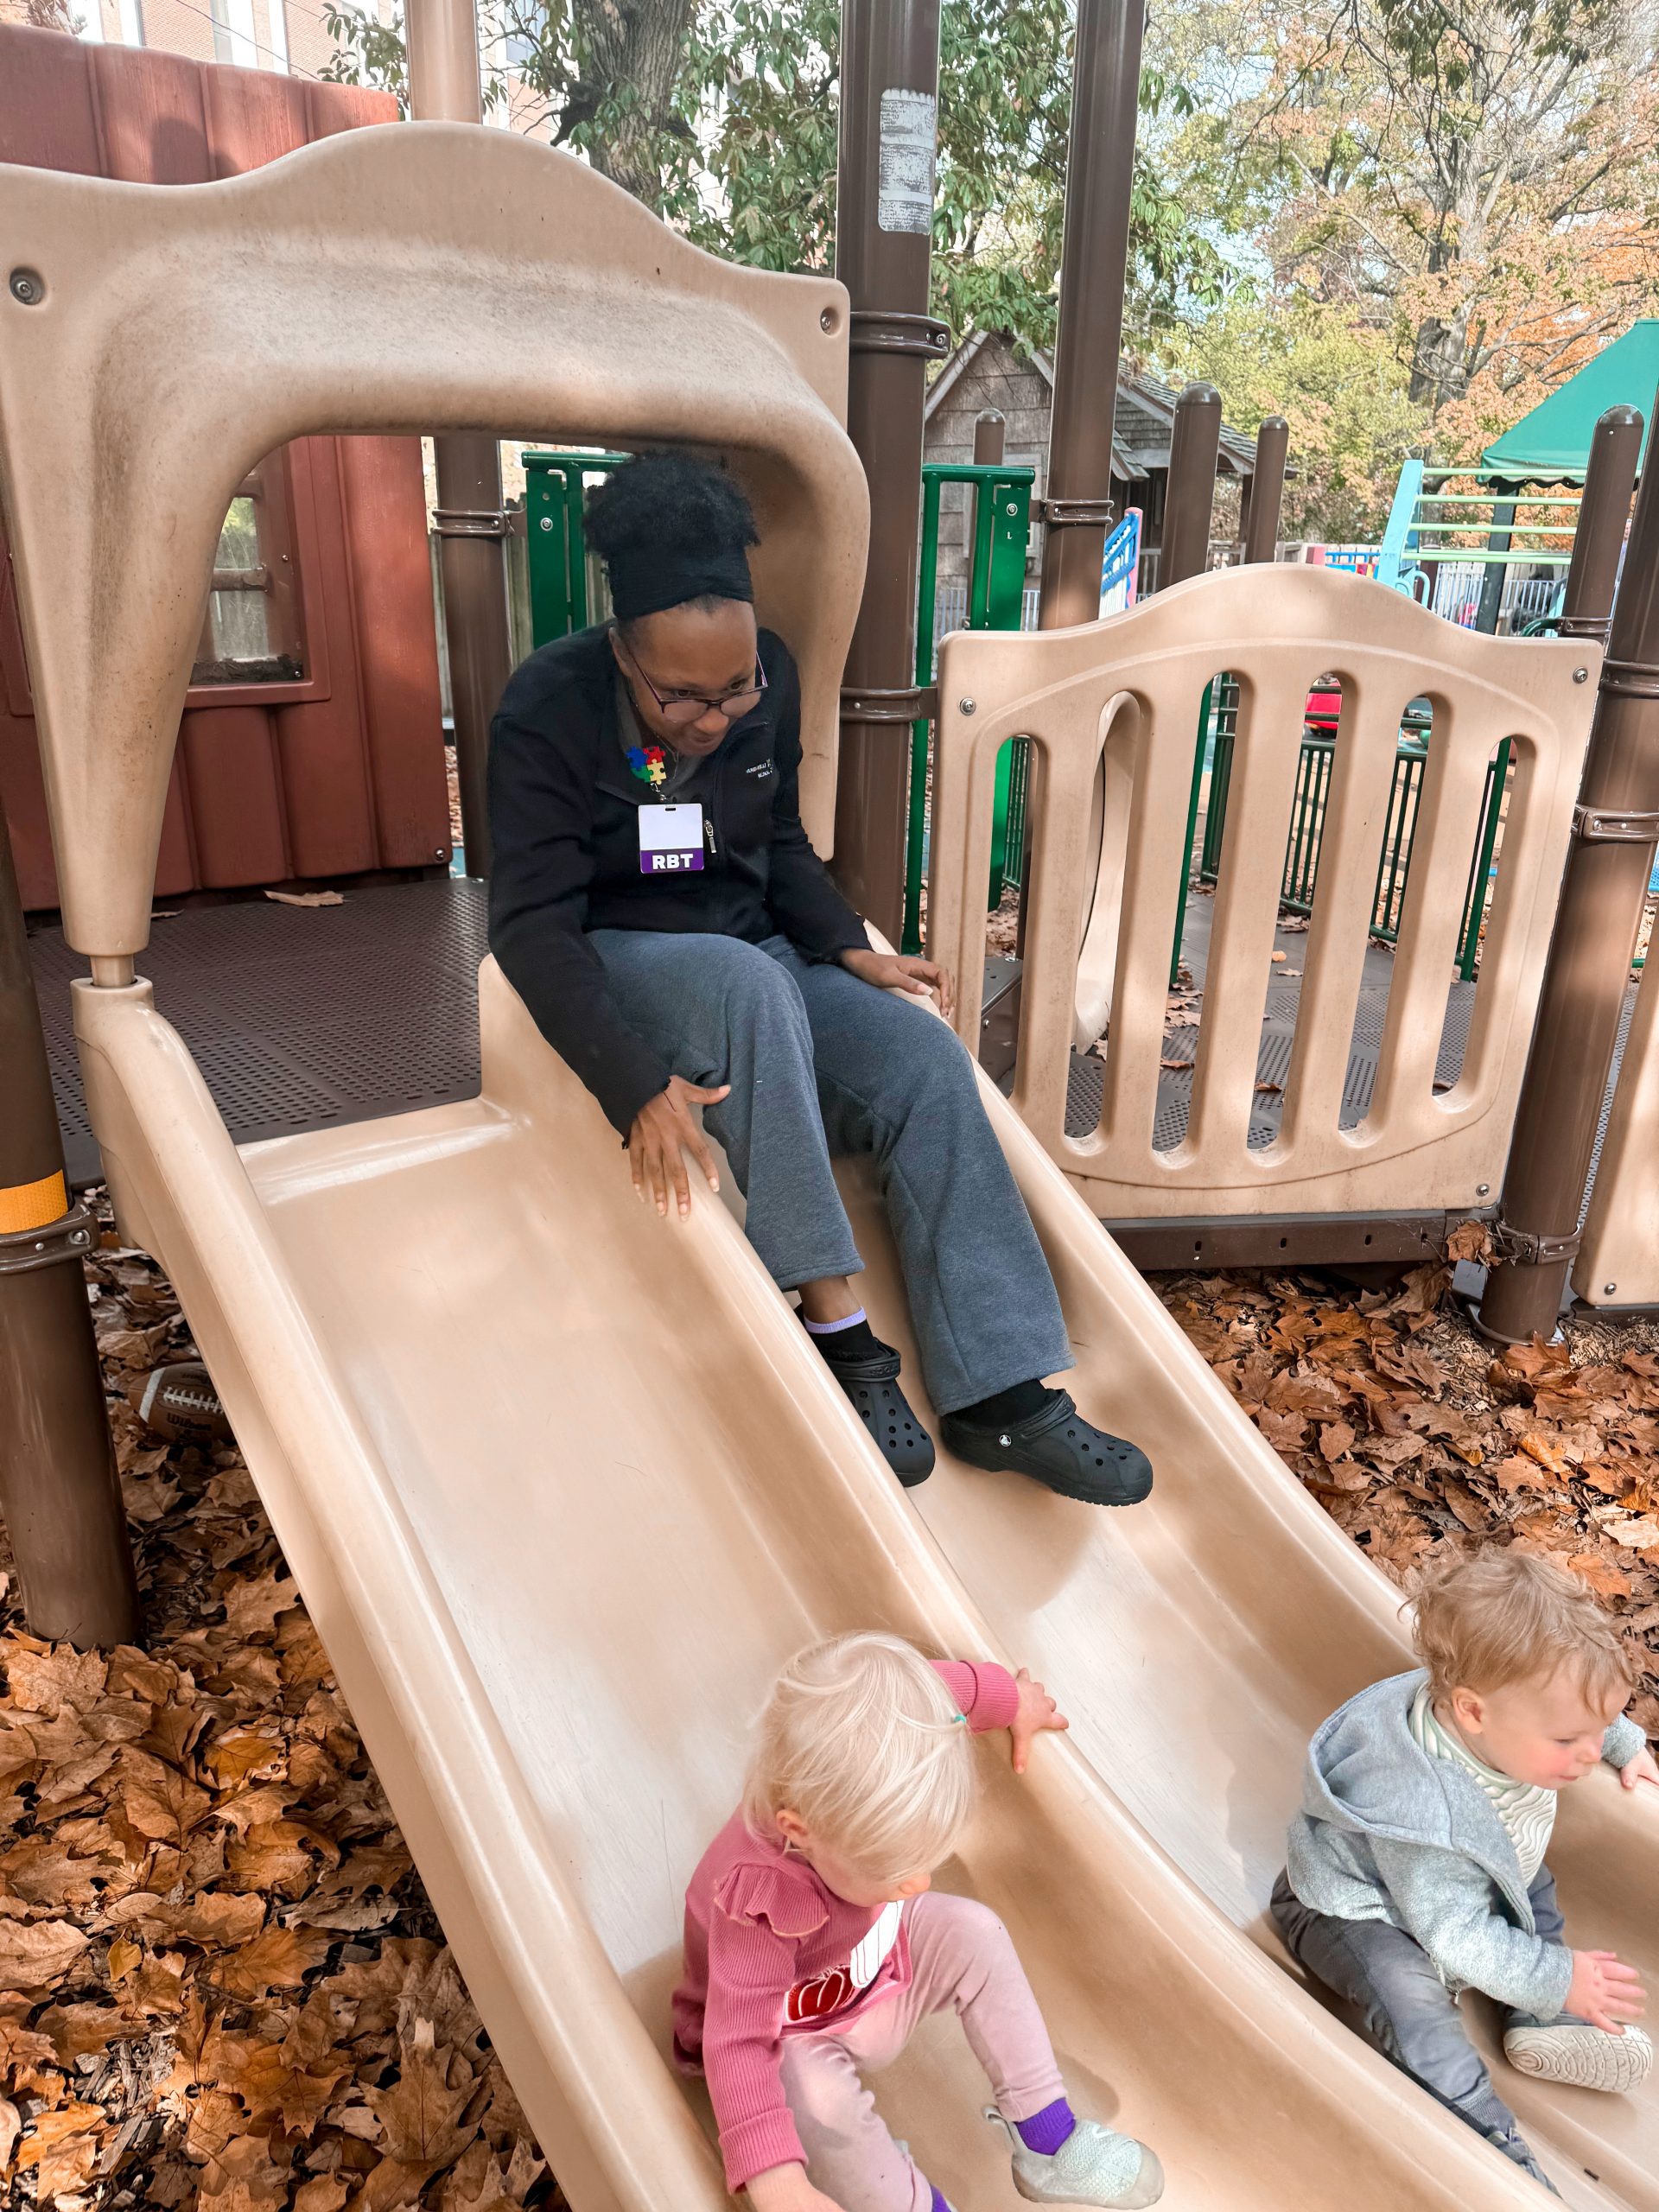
1062, 890, 1478, 1146
28, 879, 488, 1187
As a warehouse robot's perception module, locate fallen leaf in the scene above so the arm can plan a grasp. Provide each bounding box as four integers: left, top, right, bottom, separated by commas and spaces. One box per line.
264, 889, 345, 907
145, 1891, 266, 1948
1255, 1079, 1284, 1094
1159, 1056, 1194, 1071
35, 1999, 149, 2063
1270, 949, 1287, 963
295, 2181, 352, 2212
196, 2129, 292, 2211
13, 2100, 104, 2168
363, 2018, 475, 2198
1567, 1550, 1632, 1599
213, 1922, 334, 2000
221, 1570, 301, 1643
0, 1918, 90, 1992
1520, 1432, 1573, 1479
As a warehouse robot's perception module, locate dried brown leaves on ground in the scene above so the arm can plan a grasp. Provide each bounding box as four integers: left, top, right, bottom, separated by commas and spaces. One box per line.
1157, 1250, 1659, 1736
0, 1215, 551, 2211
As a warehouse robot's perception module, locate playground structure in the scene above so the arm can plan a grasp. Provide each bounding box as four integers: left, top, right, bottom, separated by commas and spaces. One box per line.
3, 1, 1659, 2206
928, 567, 1598, 1230
3, 89, 1659, 2212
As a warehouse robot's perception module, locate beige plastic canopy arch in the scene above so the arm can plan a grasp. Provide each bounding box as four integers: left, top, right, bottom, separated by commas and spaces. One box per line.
0, 123, 865, 957
3, 125, 1656, 2212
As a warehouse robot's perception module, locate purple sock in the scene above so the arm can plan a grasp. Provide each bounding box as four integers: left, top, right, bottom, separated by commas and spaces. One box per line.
930, 2191, 950, 2212
802, 1306, 868, 1335
1014, 2099, 1077, 2157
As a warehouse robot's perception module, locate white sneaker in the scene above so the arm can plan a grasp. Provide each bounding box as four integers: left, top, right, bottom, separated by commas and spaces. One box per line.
985, 2107, 1166, 2209
1504, 2022, 1653, 2094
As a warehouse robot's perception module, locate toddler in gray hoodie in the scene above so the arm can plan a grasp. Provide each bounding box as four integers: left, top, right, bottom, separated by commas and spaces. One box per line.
1274, 1548, 1656, 2189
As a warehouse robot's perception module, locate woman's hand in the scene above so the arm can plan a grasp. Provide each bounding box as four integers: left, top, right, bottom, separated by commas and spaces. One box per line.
839, 946, 954, 1020
1008, 1668, 1069, 1776
628, 1076, 730, 1218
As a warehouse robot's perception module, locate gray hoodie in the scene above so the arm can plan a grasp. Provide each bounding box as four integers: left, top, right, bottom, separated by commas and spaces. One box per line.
1286, 1668, 1647, 2020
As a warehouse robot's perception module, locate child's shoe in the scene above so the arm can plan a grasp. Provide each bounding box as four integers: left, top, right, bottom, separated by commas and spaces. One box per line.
1504, 2020, 1653, 2093
985, 2107, 1165, 2209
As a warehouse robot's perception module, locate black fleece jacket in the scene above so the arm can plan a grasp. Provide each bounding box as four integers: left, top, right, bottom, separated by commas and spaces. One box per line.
487, 625, 868, 1135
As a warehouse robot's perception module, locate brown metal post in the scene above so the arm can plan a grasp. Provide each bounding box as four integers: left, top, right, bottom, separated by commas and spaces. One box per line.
833, 0, 948, 940
1477, 397, 1654, 1344
973, 410, 1007, 467
1159, 383, 1222, 588
1243, 416, 1289, 566
1038, 0, 1144, 631
407, 0, 513, 881
1557, 406, 1642, 645
0, 811, 138, 1646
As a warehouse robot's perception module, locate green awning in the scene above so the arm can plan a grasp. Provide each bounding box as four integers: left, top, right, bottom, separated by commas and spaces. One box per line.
1481, 321, 1659, 484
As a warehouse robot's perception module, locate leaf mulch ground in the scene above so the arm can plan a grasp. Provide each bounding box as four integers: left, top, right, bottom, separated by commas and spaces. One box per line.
3, 1218, 1656, 2208
1154, 1252, 1659, 1737
0, 1210, 553, 2212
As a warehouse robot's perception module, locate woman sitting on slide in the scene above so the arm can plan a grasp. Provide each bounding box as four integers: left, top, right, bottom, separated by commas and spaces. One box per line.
486, 450, 1150, 1503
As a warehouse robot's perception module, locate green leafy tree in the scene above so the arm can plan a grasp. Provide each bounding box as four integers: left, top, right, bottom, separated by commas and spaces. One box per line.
322, 0, 1224, 354
1160, 0, 1659, 435
1155, 289, 1427, 540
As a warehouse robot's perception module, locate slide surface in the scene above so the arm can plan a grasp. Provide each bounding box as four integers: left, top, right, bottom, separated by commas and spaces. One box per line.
71, 961, 1655, 2212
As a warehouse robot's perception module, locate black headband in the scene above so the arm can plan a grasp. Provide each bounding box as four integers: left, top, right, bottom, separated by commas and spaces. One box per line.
606, 543, 755, 623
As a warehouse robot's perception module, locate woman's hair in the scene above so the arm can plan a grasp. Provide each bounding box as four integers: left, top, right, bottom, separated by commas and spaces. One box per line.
1411, 1548, 1633, 1706
584, 451, 760, 626
742, 1633, 976, 1886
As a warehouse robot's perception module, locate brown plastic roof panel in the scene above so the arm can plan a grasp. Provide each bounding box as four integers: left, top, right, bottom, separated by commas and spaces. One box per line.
0, 124, 864, 955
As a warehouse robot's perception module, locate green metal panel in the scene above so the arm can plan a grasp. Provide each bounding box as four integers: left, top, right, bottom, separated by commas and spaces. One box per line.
902, 463, 1035, 956
524, 450, 630, 646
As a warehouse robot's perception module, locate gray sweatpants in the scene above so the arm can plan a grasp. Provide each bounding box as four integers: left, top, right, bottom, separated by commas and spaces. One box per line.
1272, 1867, 1575, 2189
588, 930, 1072, 1414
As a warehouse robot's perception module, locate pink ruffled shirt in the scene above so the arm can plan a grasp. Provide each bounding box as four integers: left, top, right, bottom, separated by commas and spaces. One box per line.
672, 1659, 1020, 2190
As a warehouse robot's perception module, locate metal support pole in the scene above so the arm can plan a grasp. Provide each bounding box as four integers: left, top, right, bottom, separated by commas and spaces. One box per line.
973, 410, 1006, 467
1558, 406, 1642, 645
1477, 397, 1656, 1344
833, 0, 948, 941
1243, 416, 1288, 566
0, 811, 138, 1646
1159, 383, 1222, 588
1014, 0, 1142, 969
408, 0, 513, 881
1037, 0, 1143, 631
1476, 499, 1515, 633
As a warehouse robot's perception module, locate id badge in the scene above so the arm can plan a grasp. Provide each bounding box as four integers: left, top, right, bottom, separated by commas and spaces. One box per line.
638, 802, 705, 876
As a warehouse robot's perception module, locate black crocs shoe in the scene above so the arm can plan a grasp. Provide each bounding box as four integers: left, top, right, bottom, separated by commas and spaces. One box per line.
815, 1337, 936, 1487
941, 1389, 1152, 1506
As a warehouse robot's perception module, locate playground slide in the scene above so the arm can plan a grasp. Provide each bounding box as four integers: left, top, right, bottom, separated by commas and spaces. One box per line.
71, 962, 1653, 2212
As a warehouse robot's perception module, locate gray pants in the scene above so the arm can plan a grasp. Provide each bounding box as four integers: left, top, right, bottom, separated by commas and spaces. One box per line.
1272, 1867, 1573, 2187
589, 930, 1072, 1414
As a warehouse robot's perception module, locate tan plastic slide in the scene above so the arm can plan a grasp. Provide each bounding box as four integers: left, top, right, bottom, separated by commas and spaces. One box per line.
73, 959, 1656, 2212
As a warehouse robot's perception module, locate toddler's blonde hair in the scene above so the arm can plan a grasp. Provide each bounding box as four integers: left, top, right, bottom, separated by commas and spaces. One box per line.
742, 1632, 976, 1885
1411, 1548, 1632, 1707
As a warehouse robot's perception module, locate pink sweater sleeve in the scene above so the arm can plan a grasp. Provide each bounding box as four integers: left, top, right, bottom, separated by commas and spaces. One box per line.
933, 1658, 1020, 1732
702, 1869, 822, 2190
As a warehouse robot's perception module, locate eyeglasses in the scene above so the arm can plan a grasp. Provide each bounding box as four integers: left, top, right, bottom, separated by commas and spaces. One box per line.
618, 633, 767, 727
